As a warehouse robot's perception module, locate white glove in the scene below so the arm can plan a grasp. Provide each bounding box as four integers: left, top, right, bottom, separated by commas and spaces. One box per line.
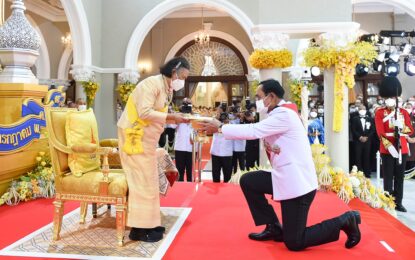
388, 145, 399, 158
393, 119, 403, 129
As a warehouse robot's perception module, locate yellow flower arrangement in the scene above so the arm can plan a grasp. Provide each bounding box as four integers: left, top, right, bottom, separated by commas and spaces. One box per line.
116, 82, 137, 105
303, 41, 377, 132
81, 81, 100, 108
311, 144, 396, 213
288, 79, 313, 110
249, 49, 293, 69
0, 152, 55, 206
249, 80, 260, 98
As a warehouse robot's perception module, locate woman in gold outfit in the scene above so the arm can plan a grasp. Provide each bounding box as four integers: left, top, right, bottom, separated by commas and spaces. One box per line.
117, 57, 190, 242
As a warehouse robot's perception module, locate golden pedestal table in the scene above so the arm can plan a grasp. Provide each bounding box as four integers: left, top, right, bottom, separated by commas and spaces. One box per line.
0, 83, 49, 194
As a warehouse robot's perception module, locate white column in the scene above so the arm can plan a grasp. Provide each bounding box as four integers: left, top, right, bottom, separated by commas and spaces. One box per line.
251, 31, 289, 168
71, 65, 94, 100
323, 67, 349, 172
320, 31, 358, 173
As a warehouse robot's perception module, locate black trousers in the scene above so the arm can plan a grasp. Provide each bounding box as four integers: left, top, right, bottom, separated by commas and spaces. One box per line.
245, 140, 259, 169
175, 150, 193, 182
240, 171, 341, 251
211, 155, 233, 183
381, 154, 407, 205
354, 140, 372, 177
232, 151, 246, 174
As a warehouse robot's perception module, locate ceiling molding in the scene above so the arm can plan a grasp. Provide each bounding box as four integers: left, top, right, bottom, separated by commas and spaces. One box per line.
353, 2, 405, 14
7, 0, 67, 22
165, 8, 229, 18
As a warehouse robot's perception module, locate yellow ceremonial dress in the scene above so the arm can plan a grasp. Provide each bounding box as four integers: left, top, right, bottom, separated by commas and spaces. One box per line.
117, 74, 170, 228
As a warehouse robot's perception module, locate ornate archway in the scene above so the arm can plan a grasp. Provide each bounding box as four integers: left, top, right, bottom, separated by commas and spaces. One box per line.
124, 0, 254, 71
60, 0, 91, 66
173, 37, 248, 107
352, 0, 415, 18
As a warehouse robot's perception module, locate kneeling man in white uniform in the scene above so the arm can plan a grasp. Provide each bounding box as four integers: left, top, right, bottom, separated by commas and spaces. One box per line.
202, 79, 361, 251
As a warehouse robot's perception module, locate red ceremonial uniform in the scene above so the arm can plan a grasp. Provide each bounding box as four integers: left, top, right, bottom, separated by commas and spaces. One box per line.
375, 107, 414, 155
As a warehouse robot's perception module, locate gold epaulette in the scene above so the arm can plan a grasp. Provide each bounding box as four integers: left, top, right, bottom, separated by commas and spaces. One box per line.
402, 125, 412, 134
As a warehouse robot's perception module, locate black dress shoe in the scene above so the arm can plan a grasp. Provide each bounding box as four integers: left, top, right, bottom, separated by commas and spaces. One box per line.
395, 204, 407, 212
154, 226, 166, 233
248, 223, 283, 242
129, 227, 163, 242
339, 211, 361, 249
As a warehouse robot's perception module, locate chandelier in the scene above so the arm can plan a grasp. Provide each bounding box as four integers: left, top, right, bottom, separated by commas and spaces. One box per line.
194, 7, 210, 46
61, 33, 71, 47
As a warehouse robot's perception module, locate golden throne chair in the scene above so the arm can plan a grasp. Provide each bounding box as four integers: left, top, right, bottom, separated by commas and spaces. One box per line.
45, 108, 128, 246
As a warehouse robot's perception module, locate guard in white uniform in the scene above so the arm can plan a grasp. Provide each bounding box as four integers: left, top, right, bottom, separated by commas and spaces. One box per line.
231, 116, 246, 173
174, 103, 193, 182
210, 113, 234, 182
202, 79, 362, 251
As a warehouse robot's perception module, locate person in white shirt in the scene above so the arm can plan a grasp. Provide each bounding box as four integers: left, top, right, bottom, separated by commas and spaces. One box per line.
230, 113, 246, 173
210, 112, 234, 182
201, 79, 361, 251
174, 103, 193, 182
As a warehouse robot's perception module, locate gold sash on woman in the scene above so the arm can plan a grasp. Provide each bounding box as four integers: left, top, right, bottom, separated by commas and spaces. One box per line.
122, 95, 168, 155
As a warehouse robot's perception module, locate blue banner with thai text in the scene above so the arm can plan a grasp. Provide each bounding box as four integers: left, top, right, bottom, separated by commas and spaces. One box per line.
0, 116, 45, 153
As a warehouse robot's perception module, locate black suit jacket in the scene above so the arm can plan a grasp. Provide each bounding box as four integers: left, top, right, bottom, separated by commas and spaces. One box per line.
351, 115, 375, 141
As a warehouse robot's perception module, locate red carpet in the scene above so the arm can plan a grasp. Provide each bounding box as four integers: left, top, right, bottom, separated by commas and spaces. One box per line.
1, 183, 414, 259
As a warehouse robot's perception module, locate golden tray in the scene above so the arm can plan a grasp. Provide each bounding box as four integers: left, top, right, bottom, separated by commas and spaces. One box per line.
185, 115, 213, 131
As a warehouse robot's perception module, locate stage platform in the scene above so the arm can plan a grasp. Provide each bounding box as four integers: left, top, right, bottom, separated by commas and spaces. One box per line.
0, 182, 414, 259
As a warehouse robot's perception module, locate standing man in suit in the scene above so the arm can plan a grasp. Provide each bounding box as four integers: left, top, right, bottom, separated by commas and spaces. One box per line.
351, 104, 375, 177
375, 77, 413, 212
201, 79, 361, 251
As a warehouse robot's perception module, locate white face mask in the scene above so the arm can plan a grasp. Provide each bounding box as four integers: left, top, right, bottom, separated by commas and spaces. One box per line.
171, 78, 185, 91
385, 98, 396, 108
317, 109, 324, 114
310, 111, 317, 118
78, 105, 87, 111
256, 95, 270, 115
378, 100, 384, 105
359, 110, 366, 116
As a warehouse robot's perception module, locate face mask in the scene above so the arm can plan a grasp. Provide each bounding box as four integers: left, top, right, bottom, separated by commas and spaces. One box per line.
256, 95, 270, 115
385, 98, 396, 108
317, 109, 324, 114
78, 105, 87, 111
171, 78, 185, 91
309, 103, 315, 108
359, 110, 366, 116
349, 107, 356, 113
310, 111, 317, 118
378, 100, 384, 105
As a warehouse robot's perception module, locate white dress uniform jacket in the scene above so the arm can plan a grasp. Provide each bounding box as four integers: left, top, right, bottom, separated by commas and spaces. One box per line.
174, 123, 193, 152
210, 132, 234, 157
222, 100, 318, 200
